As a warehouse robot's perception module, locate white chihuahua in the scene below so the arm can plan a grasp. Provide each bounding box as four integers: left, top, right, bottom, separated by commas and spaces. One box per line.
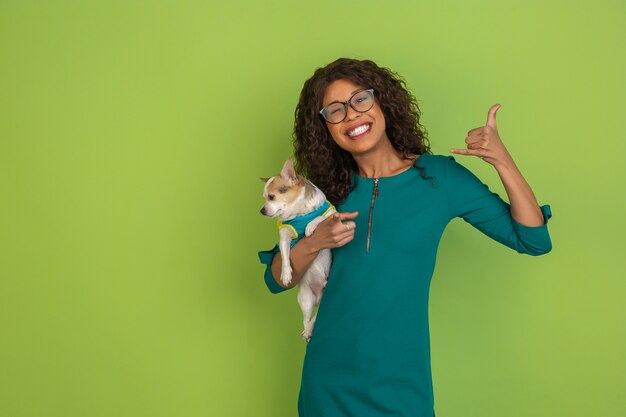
260, 157, 336, 343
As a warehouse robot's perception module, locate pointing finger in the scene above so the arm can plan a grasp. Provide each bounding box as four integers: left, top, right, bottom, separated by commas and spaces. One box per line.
331, 212, 357, 223
335, 211, 359, 221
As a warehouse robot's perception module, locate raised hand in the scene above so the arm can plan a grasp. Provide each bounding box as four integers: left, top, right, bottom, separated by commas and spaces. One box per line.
450, 104, 513, 168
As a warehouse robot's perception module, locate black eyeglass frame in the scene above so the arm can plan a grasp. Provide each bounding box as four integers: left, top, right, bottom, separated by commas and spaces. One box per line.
319, 88, 376, 124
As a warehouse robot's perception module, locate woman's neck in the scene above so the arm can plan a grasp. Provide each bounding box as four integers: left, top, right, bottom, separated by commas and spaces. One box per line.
353, 142, 418, 178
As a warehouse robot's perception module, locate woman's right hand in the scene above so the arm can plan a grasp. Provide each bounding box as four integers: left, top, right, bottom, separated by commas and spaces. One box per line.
307, 211, 358, 251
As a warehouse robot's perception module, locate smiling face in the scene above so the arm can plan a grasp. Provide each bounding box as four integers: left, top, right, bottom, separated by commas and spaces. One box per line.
321, 78, 389, 156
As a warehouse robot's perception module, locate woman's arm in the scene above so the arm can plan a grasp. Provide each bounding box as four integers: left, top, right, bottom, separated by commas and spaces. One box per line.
451, 103, 545, 227
448, 104, 552, 255
493, 155, 545, 227
270, 236, 321, 289
258, 211, 358, 293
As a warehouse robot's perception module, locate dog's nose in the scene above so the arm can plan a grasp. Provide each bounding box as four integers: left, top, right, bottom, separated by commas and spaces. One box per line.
260, 207, 265, 215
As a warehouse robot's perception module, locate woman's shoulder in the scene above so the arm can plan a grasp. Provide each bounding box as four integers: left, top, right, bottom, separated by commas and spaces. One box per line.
404, 152, 453, 188
413, 152, 453, 174
415, 152, 453, 165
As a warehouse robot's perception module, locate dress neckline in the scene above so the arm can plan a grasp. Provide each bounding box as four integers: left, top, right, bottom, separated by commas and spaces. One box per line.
351, 153, 429, 184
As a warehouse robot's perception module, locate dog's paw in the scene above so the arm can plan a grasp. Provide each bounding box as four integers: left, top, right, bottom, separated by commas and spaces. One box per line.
301, 329, 311, 343
281, 267, 293, 286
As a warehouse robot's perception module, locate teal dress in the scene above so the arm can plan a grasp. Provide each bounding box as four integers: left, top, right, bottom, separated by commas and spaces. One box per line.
257, 153, 553, 417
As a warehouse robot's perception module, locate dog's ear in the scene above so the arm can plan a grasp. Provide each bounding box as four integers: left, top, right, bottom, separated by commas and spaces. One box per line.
280, 157, 298, 183
259, 177, 270, 183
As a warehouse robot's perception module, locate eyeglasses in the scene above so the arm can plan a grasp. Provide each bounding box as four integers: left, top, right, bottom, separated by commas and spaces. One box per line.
319, 89, 375, 124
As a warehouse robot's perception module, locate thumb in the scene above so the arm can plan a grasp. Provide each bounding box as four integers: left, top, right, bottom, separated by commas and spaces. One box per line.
486, 103, 501, 129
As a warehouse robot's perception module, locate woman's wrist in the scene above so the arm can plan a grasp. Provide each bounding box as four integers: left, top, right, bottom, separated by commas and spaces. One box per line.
301, 235, 321, 254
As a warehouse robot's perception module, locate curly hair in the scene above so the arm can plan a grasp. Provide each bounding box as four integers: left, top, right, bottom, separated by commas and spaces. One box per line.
292, 58, 432, 206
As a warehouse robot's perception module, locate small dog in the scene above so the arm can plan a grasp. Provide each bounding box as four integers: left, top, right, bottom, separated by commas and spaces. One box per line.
260, 157, 336, 342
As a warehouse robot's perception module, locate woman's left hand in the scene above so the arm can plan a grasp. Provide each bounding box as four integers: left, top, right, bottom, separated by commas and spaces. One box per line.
450, 104, 513, 168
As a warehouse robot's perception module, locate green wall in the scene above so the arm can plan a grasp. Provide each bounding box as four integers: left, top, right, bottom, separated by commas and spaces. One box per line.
1, 1, 624, 416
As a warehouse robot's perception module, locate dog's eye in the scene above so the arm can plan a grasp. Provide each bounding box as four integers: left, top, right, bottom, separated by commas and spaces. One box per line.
269, 194, 275, 201
278, 187, 288, 193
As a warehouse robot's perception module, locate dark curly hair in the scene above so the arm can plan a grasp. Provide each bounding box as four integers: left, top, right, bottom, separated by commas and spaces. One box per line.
292, 58, 432, 206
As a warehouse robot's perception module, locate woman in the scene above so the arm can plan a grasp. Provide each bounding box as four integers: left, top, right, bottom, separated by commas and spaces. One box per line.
258, 58, 553, 417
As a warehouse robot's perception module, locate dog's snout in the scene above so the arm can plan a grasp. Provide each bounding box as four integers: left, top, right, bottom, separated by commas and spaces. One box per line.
260, 207, 266, 215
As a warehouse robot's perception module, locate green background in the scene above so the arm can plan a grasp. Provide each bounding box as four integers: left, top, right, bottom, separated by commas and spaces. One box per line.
1, 1, 624, 416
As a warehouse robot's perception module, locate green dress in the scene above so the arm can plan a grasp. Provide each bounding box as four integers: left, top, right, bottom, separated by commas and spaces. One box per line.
257, 153, 553, 417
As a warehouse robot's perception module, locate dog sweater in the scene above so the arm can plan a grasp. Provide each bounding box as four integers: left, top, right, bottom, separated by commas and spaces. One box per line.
276, 199, 335, 248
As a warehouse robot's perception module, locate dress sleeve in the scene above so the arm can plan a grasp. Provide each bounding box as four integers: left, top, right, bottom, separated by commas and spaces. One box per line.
257, 243, 292, 294
445, 155, 553, 256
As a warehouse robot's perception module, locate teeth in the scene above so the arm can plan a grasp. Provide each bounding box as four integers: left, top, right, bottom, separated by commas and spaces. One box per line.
347, 124, 371, 137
